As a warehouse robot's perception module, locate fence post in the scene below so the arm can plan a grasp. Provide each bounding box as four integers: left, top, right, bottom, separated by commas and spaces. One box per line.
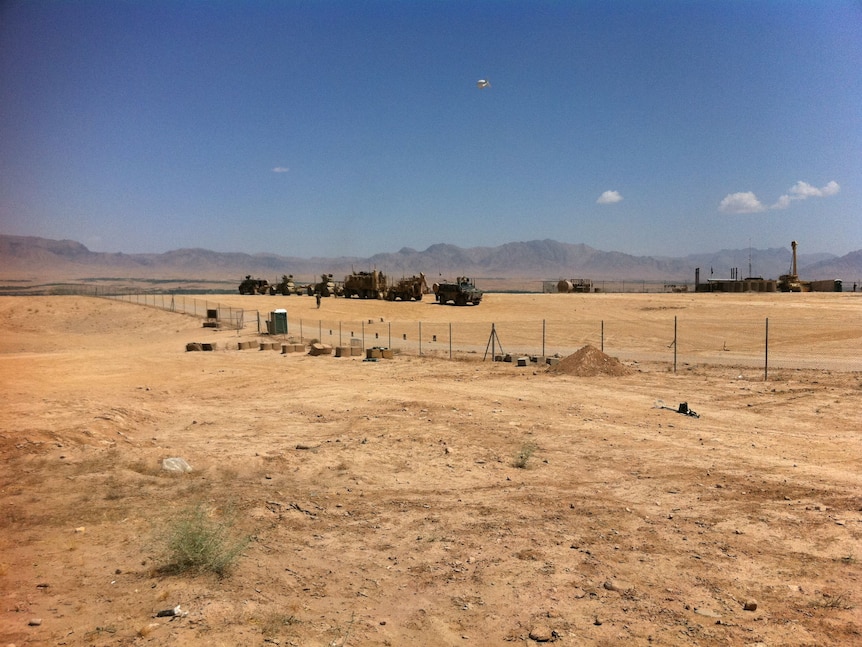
389, 322, 391, 349
542, 319, 546, 357
361, 320, 365, 350
419, 321, 422, 356
673, 315, 678, 374
764, 317, 769, 381
449, 322, 452, 360
601, 320, 604, 353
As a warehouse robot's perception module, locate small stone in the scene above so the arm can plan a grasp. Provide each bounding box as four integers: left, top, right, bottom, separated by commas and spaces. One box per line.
161, 457, 192, 473
28, 618, 42, 626
529, 625, 553, 642
743, 600, 758, 611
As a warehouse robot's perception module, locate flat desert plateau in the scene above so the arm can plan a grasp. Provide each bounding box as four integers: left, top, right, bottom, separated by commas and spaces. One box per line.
1, 292, 860, 647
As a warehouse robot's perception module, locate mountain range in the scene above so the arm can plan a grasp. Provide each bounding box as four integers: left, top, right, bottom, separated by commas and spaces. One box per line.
1, 234, 859, 285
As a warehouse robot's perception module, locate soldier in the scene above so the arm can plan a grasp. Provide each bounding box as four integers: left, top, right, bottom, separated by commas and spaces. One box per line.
316, 293, 321, 308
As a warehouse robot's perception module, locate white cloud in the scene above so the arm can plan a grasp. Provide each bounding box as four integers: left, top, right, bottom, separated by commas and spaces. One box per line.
789, 180, 822, 199
719, 191, 765, 214
821, 180, 840, 196
597, 190, 623, 204
787, 180, 840, 198
772, 180, 841, 209
272, 166, 290, 173
770, 194, 792, 210
721, 180, 839, 213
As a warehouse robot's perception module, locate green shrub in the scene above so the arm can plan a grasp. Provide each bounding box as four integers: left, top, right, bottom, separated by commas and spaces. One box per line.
161, 503, 249, 576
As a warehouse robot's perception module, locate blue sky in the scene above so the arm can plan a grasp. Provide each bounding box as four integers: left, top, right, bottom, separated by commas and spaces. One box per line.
1, 1, 860, 258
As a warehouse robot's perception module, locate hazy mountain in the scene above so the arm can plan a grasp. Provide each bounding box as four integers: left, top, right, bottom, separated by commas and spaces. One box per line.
1, 234, 858, 284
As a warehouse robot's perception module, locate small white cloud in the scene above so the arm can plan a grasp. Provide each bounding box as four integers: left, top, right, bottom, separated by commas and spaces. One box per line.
770, 194, 792, 210
719, 191, 765, 214
597, 190, 623, 204
789, 180, 821, 199
772, 180, 840, 209
272, 166, 290, 173
821, 180, 840, 196
722, 180, 839, 213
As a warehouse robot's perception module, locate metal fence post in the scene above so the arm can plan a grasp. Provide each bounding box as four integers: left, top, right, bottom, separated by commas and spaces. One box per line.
673, 316, 678, 374
764, 317, 769, 381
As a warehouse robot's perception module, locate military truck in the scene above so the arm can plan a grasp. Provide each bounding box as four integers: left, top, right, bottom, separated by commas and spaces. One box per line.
306, 273, 340, 297
273, 274, 298, 295
386, 273, 428, 301
343, 270, 387, 299
433, 276, 483, 305
239, 275, 269, 295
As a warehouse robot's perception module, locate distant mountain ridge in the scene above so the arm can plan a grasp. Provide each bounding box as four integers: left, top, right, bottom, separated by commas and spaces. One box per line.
1, 234, 859, 283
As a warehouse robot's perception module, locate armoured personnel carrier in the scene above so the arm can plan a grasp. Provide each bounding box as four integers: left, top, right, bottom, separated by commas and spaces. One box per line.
433, 276, 483, 305
239, 275, 269, 295
274, 274, 298, 295
307, 273, 339, 297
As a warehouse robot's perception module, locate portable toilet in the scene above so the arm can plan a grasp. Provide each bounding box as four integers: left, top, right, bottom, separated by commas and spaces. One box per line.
270, 309, 288, 335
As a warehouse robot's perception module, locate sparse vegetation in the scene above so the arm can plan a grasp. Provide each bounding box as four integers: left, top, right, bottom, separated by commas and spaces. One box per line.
159, 502, 249, 576
513, 442, 537, 469
814, 593, 854, 610
260, 611, 300, 637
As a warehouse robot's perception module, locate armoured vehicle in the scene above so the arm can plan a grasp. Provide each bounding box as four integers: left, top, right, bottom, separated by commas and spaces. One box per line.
433, 276, 483, 306
239, 275, 269, 295
306, 274, 339, 297
387, 273, 428, 301
274, 274, 298, 295
343, 270, 387, 299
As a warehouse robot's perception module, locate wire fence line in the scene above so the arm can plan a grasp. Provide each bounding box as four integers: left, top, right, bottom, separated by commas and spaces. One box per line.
286, 315, 859, 372
91, 291, 859, 373
102, 292, 254, 330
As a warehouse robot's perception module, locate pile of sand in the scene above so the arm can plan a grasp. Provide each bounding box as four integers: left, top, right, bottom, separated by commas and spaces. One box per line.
548, 344, 631, 377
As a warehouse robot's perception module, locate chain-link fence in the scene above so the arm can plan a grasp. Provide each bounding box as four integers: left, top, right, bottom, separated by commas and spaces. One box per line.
81, 290, 860, 373
102, 292, 253, 330
284, 314, 860, 373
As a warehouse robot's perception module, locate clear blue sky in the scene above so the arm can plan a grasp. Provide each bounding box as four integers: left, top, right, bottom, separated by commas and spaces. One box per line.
1, 1, 860, 258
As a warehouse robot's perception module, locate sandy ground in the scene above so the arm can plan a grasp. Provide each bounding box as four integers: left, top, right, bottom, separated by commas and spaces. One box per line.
0, 293, 860, 647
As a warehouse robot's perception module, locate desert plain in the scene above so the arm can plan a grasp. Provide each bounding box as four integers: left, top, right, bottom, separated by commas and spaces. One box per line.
0, 291, 860, 646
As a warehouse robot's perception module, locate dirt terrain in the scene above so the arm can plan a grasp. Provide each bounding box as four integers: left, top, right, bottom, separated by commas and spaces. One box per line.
1, 292, 860, 646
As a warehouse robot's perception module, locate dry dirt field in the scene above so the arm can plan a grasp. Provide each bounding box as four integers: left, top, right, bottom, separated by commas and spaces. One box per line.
1, 292, 860, 647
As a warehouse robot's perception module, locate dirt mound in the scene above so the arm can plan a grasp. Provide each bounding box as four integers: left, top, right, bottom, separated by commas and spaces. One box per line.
548, 344, 631, 377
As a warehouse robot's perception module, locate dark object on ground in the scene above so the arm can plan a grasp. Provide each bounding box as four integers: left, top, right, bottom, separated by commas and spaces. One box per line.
655, 400, 701, 418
